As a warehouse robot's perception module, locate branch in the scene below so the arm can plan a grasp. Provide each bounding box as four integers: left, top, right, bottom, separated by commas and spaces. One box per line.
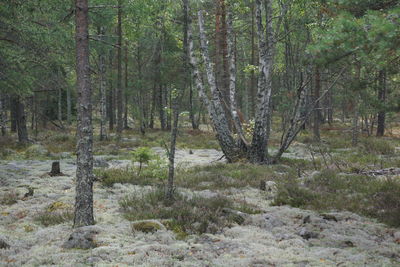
89, 36, 120, 48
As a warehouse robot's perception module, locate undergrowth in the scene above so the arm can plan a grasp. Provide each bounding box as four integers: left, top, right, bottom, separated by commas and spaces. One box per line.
273, 169, 400, 227
119, 188, 255, 237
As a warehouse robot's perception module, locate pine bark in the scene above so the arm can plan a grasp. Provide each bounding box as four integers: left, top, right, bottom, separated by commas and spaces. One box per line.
67, 86, 72, 125
58, 87, 62, 122
108, 49, 115, 131
74, 0, 94, 228
15, 96, 29, 144
10, 96, 17, 132
0, 95, 6, 136
116, 0, 123, 137
313, 66, 321, 141
99, 27, 108, 140
124, 43, 129, 129
376, 70, 386, 137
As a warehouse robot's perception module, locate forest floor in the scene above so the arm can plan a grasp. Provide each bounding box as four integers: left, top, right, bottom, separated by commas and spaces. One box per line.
1, 125, 400, 266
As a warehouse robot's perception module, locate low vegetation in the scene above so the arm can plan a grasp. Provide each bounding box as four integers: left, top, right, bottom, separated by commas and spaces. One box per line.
273, 169, 400, 227
0, 191, 19, 205
34, 201, 74, 227
119, 188, 256, 238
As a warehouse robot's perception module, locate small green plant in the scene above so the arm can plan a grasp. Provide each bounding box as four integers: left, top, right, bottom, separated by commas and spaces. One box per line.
131, 147, 153, 175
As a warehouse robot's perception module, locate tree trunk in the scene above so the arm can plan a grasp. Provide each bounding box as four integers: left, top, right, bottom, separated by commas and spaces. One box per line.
124, 43, 129, 129
116, 0, 123, 137
159, 85, 166, 130
99, 27, 108, 141
183, 6, 198, 130
215, 0, 230, 109
166, 89, 180, 200
0, 95, 6, 136
249, 1, 256, 119
74, 0, 94, 228
108, 49, 114, 131
58, 87, 62, 122
327, 88, 333, 125
15, 96, 29, 144
67, 86, 72, 125
313, 66, 321, 141
376, 70, 386, 137
352, 104, 359, 146
197, 10, 238, 161
10, 96, 17, 132
248, 0, 277, 163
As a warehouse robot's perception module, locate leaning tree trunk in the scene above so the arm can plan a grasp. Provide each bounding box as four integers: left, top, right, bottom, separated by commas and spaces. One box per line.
99, 27, 108, 141
197, 10, 238, 161
74, 0, 94, 228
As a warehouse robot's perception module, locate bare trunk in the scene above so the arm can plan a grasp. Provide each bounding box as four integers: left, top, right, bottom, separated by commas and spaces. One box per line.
67, 86, 72, 125
352, 104, 359, 146
116, 0, 123, 137
0, 95, 6, 136
166, 89, 180, 200
124, 43, 129, 129
313, 66, 321, 141
15, 96, 29, 144
249, 2, 256, 119
58, 87, 62, 122
74, 0, 94, 227
376, 70, 386, 137
10, 96, 17, 132
99, 27, 108, 141
249, 0, 277, 163
227, 11, 247, 146
197, 10, 238, 161
108, 49, 114, 131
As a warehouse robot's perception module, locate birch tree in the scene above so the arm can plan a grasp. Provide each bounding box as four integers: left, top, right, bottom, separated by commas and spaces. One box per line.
185, 0, 343, 164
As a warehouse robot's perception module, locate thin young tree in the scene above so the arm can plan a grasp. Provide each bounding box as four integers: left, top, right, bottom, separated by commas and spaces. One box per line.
73, 0, 94, 227
116, 0, 123, 137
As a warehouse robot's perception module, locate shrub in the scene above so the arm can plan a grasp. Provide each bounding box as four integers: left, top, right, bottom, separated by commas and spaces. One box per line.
360, 138, 395, 155
0, 191, 19, 205
34, 201, 74, 226
371, 179, 400, 227
175, 163, 279, 190
34, 211, 73, 226
272, 169, 400, 227
120, 188, 251, 236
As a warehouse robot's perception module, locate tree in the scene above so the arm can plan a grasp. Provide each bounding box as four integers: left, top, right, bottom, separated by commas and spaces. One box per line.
116, 0, 123, 137
73, 0, 94, 227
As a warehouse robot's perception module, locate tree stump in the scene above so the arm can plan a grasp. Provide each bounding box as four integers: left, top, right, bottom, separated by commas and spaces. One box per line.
50, 161, 62, 176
